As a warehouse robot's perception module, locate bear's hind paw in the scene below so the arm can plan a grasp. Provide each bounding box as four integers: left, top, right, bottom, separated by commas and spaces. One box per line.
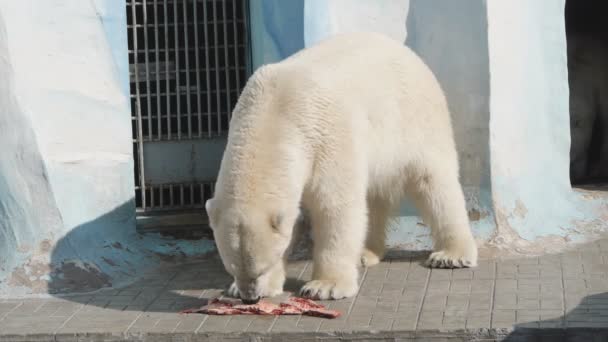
425, 250, 477, 269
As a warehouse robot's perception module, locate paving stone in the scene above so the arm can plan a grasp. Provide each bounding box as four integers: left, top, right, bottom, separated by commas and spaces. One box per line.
468, 295, 492, 310
466, 311, 491, 329
173, 315, 207, 333
494, 293, 517, 310
421, 295, 447, 311
495, 279, 517, 292
199, 315, 231, 332
470, 279, 493, 294
268, 316, 299, 334
417, 311, 443, 329
473, 261, 496, 279
492, 310, 516, 328
426, 281, 450, 293
449, 280, 471, 294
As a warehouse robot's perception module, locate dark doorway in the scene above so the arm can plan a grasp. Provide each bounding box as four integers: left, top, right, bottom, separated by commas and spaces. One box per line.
566, 0, 608, 185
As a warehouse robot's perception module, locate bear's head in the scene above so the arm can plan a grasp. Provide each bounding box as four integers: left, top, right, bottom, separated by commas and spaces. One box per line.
205, 197, 296, 303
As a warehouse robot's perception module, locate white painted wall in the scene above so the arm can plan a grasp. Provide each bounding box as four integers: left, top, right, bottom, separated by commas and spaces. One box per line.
486, 0, 607, 243
0, 0, 214, 297
1, 1, 133, 235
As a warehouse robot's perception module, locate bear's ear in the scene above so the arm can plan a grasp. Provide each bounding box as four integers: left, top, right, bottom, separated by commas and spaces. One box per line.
205, 198, 217, 228
270, 213, 284, 232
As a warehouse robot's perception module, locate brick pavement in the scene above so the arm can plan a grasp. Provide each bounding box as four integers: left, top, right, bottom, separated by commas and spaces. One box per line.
3, 239, 608, 341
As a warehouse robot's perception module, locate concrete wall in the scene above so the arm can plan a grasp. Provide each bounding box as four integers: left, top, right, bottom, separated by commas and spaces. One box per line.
0, 0, 214, 297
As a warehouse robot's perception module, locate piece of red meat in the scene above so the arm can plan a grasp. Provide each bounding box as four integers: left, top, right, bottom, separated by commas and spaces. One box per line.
180, 297, 340, 319
282, 297, 341, 318
179, 298, 243, 315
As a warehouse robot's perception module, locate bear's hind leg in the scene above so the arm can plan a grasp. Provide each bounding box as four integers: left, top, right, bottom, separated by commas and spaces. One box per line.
361, 196, 393, 267
408, 171, 477, 268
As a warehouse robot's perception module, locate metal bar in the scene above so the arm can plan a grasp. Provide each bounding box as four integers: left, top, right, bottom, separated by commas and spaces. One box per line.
190, 183, 195, 206
143, 0, 153, 141
129, 43, 245, 54
183, 0, 192, 138
180, 184, 185, 207
164, 0, 171, 140
174, 0, 181, 139
159, 184, 164, 209
130, 81, 243, 96
243, 0, 252, 76
193, 0, 203, 138
131, 0, 147, 210
150, 182, 155, 208
202, 0, 213, 137
212, 0, 222, 134
154, 0, 162, 141
199, 183, 206, 207
222, 0, 232, 121
169, 184, 174, 207
233, 0, 241, 98
129, 21, 245, 30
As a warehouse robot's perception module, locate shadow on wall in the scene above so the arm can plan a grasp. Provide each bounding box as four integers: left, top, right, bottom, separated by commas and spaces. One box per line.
405, 0, 491, 189
44, 200, 215, 296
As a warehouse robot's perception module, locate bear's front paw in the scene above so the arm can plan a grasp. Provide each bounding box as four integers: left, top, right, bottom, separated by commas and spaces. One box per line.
299, 279, 358, 300
425, 249, 477, 268
225, 281, 240, 298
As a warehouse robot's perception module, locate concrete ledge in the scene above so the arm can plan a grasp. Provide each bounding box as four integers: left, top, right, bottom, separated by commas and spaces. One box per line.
2, 328, 608, 342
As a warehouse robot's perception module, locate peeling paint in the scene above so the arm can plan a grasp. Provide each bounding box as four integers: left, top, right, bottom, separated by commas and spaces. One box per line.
513, 200, 528, 219
101, 257, 117, 267
468, 209, 490, 222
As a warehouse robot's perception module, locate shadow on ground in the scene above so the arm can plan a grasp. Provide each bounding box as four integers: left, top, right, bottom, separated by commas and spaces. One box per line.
52, 254, 436, 316
502, 292, 608, 341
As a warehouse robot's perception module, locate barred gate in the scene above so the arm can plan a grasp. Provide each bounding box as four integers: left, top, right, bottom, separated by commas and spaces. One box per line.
127, 0, 250, 223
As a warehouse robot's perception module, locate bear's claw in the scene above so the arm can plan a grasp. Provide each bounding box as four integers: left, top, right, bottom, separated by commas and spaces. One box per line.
425, 250, 477, 269
225, 281, 240, 298
299, 280, 358, 300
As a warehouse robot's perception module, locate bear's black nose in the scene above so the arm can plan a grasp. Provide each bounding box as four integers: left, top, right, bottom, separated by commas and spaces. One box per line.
241, 297, 260, 305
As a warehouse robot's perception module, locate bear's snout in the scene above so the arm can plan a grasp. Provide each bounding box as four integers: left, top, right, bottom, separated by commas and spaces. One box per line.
241, 297, 260, 305
238, 279, 260, 304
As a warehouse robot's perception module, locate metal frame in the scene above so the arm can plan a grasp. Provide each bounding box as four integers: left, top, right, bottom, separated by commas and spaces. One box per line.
127, 0, 250, 214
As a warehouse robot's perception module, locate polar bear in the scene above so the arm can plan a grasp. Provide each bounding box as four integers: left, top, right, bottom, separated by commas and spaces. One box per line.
205, 32, 478, 303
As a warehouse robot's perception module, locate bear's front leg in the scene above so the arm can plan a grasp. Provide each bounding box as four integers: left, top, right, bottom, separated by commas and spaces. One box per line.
225, 258, 286, 299
300, 198, 367, 300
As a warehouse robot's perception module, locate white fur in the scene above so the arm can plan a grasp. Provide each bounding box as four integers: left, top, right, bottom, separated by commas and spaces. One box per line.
206, 32, 478, 301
